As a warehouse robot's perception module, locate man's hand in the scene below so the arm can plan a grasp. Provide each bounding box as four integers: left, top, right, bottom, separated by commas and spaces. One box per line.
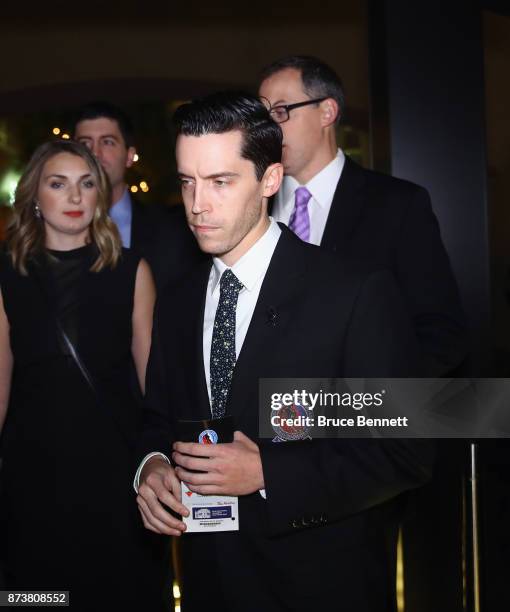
172, 430, 265, 496
137, 456, 189, 536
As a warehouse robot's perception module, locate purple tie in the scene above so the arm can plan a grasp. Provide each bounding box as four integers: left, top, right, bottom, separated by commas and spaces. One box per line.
288, 186, 312, 242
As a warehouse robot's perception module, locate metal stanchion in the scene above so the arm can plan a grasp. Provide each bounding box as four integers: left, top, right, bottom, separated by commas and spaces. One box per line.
470, 442, 481, 612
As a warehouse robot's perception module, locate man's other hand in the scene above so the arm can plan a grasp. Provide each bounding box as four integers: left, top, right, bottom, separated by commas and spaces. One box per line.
137, 456, 189, 536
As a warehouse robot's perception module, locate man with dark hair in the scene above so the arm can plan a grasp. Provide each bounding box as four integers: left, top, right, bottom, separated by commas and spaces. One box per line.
135, 91, 433, 611
259, 55, 467, 377
73, 101, 203, 291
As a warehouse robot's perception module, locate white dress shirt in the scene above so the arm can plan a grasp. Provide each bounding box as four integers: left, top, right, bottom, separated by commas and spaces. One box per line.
272, 148, 345, 245
134, 219, 281, 492
203, 218, 281, 402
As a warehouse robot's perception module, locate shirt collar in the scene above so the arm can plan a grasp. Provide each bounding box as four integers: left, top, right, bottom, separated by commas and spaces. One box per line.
109, 187, 132, 220
306, 149, 345, 207
210, 217, 281, 294
279, 148, 345, 208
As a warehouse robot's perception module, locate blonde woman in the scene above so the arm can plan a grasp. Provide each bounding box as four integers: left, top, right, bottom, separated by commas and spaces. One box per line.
0, 141, 169, 610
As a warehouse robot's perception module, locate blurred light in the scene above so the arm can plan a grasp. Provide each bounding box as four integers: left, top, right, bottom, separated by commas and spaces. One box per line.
0, 170, 22, 205
173, 579, 181, 611
396, 528, 404, 612
62, 133, 70, 140
140, 181, 149, 193
133, 153, 139, 162
52, 127, 61, 135
130, 185, 139, 193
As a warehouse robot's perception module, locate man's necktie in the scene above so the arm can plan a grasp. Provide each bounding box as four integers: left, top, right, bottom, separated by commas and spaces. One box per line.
288, 186, 312, 242
210, 269, 244, 418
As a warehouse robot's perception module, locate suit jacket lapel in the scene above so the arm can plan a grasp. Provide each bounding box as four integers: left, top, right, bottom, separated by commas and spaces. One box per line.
226, 228, 307, 422
320, 156, 367, 252
183, 260, 212, 420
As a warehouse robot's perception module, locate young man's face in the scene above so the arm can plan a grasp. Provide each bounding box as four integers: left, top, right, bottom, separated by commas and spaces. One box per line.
176, 130, 282, 266
259, 67, 328, 182
74, 117, 135, 196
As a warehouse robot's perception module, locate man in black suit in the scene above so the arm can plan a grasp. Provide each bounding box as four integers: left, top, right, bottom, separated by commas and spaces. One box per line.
259, 56, 467, 376
73, 101, 203, 291
135, 92, 434, 611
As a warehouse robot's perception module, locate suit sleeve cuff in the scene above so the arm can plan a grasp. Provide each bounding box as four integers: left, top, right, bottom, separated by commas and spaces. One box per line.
133, 452, 171, 493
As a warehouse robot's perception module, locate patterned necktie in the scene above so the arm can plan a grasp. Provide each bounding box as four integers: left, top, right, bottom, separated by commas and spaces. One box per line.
210, 269, 244, 418
288, 186, 312, 242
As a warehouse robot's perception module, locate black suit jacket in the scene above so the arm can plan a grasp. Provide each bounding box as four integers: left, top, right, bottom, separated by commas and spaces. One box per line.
272, 157, 467, 376
130, 200, 204, 292
140, 226, 434, 612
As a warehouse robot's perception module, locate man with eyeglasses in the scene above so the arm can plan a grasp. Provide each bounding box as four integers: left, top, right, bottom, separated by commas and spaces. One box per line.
259, 55, 467, 377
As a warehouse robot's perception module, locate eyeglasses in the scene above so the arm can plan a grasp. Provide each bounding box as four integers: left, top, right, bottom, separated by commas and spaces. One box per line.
264, 97, 328, 124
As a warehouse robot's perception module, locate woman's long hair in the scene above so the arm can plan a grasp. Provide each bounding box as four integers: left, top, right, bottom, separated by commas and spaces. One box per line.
6, 140, 122, 274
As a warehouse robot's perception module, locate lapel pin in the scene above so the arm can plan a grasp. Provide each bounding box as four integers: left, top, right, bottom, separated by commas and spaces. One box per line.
266, 306, 278, 326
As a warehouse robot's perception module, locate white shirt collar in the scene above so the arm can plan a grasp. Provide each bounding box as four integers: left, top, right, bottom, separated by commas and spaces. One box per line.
279, 148, 345, 207
210, 217, 281, 294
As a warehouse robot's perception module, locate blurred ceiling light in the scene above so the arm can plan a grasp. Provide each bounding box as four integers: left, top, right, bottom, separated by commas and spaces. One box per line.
62, 133, 70, 140
0, 170, 22, 205
130, 185, 139, 193
52, 127, 61, 135
133, 153, 139, 162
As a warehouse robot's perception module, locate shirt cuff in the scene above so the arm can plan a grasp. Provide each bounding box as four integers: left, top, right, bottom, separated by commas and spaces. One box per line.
133, 452, 171, 493
259, 489, 267, 499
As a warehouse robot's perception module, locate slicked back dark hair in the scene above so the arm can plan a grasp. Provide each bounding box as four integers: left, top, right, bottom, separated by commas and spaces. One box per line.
260, 55, 345, 123
72, 101, 135, 148
173, 91, 282, 181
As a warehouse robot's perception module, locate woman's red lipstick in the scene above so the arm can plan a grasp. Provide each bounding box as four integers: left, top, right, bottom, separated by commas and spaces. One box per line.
63, 211, 84, 218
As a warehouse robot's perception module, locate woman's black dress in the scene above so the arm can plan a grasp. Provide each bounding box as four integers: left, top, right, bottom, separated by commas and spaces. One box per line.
0, 245, 170, 611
